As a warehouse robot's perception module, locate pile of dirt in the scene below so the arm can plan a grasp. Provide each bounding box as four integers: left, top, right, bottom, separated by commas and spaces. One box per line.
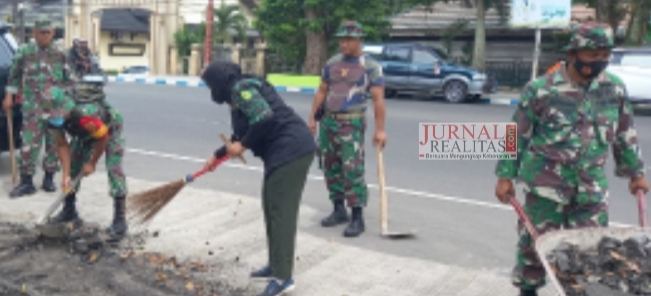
547, 236, 651, 296
0, 221, 247, 296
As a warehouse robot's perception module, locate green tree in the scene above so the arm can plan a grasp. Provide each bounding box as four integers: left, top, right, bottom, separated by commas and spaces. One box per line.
212, 0, 248, 44
173, 23, 205, 58
574, 0, 628, 36
255, 0, 392, 75
470, 0, 508, 71
625, 0, 650, 45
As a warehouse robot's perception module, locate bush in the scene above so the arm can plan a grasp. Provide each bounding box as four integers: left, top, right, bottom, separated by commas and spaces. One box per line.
104, 69, 120, 76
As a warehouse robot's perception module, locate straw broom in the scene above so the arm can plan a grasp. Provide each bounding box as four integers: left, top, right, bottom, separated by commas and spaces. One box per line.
127, 134, 246, 227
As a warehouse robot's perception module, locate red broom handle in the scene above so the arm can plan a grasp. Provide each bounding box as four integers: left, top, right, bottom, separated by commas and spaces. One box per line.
185, 155, 230, 183
509, 197, 539, 241
637, 190, 647, 228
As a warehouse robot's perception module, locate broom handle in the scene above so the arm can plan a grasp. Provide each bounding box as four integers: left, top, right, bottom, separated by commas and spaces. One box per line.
220, 133, 246, 164
187, 155, 230, 181
637, 190, 647, 228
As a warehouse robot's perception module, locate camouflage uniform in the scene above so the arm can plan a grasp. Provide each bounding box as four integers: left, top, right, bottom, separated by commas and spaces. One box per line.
5, 19, 77, 197
318, 21, 385, 237
48, 73, 128, 239
495, 22, 646, 292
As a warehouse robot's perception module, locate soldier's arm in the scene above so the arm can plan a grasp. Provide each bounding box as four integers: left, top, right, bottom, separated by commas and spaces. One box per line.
494, 85, 537, 179
5, 46, 26, 95
233, 83, 274, 149
311, 65, 330, 121
61, 49, 78, 87
613, 87, 645, 178
368, 61, 386, 132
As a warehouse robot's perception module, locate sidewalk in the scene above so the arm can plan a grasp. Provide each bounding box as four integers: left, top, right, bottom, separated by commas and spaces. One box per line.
0, 172, 557, 296
107, 75, 521, 106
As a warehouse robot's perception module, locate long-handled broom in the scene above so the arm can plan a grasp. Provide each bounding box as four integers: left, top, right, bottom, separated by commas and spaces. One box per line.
127, 134, 246, 227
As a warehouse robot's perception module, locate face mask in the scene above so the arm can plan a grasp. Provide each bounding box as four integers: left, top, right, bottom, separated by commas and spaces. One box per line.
573, 57, 608, 80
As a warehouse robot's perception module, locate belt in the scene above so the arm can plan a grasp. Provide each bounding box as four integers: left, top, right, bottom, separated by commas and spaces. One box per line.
324, 111, 364, 120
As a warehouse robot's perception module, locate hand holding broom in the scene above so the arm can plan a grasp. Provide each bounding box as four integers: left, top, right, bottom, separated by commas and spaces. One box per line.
127, 134, 246, 226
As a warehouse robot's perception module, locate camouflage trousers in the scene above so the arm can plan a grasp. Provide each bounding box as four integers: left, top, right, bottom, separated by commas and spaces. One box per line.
513, 192, 608, 290
18, 115, 60, 175
69, 124, 127, 198
318, 116, 367, 208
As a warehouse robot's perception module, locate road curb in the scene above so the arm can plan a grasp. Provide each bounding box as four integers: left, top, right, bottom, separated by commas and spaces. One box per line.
107, 76, 518, 105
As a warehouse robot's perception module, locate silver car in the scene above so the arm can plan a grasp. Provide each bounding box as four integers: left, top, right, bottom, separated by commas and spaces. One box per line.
607, 47, 651, 105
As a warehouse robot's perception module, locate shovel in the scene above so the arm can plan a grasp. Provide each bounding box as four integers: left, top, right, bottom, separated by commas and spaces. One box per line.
35, 175, 83, 238
376, 146, 416, 239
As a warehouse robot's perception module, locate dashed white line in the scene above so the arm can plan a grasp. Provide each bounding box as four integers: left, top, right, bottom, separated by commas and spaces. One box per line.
126, 147, 635, 228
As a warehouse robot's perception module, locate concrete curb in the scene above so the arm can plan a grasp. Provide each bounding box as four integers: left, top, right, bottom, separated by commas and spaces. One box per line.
107, 76, 520, 106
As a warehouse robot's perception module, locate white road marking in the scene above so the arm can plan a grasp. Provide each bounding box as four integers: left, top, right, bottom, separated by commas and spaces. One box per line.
126, 147, 635, 228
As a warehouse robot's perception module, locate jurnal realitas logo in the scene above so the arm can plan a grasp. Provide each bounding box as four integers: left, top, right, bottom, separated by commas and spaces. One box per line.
419, 123, 517, 160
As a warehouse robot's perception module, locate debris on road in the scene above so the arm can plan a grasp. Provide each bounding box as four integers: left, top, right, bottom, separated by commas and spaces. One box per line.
547, 236, 651, 296
0, 221, 246, 296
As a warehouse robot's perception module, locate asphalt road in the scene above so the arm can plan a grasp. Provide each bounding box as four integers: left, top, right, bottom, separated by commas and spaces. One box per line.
103, 83, 651, 273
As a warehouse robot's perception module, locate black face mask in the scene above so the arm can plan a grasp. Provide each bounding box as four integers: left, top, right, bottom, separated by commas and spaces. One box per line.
573, 57, 609, 80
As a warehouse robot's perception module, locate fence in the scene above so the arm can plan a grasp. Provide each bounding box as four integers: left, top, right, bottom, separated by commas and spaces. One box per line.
484, 60, 557, 88
264, 52, 557, 89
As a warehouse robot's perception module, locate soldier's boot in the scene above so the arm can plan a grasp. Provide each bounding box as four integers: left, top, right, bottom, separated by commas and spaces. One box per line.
320, 200, 349, 227
50, 193, 80, 223
107, 196, 128, 239
519, 289, 538, 296
41, 171, 56, 192
343, 207, 365, 237
9, 174, 37, 198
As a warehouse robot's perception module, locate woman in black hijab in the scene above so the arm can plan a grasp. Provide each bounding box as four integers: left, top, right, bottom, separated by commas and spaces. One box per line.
201, 61, 316, 296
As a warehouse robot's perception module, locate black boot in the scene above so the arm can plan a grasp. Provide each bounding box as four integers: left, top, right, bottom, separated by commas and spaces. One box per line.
50, 193, 80, 223
519, 288, 538, 296
343, 207, 365, 237
321, 200, 349, 227
107, 196, 128, 239
41, 172, 56, 192
9, 174, 37, 198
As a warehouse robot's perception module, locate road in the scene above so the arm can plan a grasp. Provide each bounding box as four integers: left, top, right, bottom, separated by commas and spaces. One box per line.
105, 83, 650, 274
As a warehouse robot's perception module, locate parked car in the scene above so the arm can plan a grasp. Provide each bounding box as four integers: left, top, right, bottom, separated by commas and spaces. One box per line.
0, 22, 22, 154
362, 43, 497, 103
119, 65, 149, 78
607, 47, 651, 105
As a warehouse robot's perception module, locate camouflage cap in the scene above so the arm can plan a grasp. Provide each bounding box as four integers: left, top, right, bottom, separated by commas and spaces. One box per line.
34, 17, 53, 30
335, 20, 366, 38
563, 22, 614, 52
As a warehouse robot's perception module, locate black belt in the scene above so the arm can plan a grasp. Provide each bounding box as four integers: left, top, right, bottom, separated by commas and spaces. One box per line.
324, 111, 364, 120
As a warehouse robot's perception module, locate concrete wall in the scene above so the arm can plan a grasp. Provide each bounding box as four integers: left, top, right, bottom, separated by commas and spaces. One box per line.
97, 31, 150, 72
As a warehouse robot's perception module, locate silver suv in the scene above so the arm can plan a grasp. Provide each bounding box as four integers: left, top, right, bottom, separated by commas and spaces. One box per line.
0, 22, 21, 153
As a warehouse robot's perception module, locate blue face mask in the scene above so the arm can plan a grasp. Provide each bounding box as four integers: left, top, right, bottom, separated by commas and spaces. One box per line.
573, 56, 609, 80
48, 117, 65, 127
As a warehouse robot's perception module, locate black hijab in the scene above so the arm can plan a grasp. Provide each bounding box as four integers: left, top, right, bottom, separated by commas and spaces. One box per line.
201, 60, 242, 104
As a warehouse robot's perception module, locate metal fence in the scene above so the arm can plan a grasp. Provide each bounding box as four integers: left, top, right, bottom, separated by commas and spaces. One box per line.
264, 52, 557, 89
484, 60, 557, 88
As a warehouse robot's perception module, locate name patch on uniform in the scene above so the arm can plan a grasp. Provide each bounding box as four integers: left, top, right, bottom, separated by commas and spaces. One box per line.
241, 90, 252, 100
546, 96, 579, 113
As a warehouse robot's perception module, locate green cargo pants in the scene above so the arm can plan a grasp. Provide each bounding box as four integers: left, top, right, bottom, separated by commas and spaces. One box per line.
262, 153, 314, 280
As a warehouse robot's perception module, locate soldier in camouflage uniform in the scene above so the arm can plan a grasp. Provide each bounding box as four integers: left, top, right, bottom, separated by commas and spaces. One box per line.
494, 22, 649, 296
46, 70, 128, 240
2, 18, 77, 198
308, 20, 387, 238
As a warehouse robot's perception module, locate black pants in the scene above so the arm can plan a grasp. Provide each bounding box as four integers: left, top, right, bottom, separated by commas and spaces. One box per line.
262, 153, 314, 280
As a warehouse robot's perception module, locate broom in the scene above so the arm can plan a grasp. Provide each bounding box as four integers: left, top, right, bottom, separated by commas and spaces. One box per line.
127, 134, 246, 226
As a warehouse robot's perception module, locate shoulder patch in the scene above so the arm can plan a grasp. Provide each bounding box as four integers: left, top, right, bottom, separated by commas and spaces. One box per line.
241, 90, 252, 100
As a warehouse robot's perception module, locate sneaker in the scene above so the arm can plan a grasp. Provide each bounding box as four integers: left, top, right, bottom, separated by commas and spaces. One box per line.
250, 265, 273, 280
257, 279, 295, 296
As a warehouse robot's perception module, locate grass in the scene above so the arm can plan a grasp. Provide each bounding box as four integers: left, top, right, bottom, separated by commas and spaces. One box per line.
266, 74, 320, 88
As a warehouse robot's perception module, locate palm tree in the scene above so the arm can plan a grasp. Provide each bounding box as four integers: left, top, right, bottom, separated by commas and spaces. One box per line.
212, 0, 249, 45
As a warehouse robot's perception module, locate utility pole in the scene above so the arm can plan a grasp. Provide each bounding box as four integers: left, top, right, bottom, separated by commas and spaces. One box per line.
203, 0, 214, 66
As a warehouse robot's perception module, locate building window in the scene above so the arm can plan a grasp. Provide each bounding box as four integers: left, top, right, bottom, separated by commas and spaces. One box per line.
108, 43, 146, 56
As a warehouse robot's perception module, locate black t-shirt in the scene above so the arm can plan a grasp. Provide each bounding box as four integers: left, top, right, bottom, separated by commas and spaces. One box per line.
216, 78, 317, 176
